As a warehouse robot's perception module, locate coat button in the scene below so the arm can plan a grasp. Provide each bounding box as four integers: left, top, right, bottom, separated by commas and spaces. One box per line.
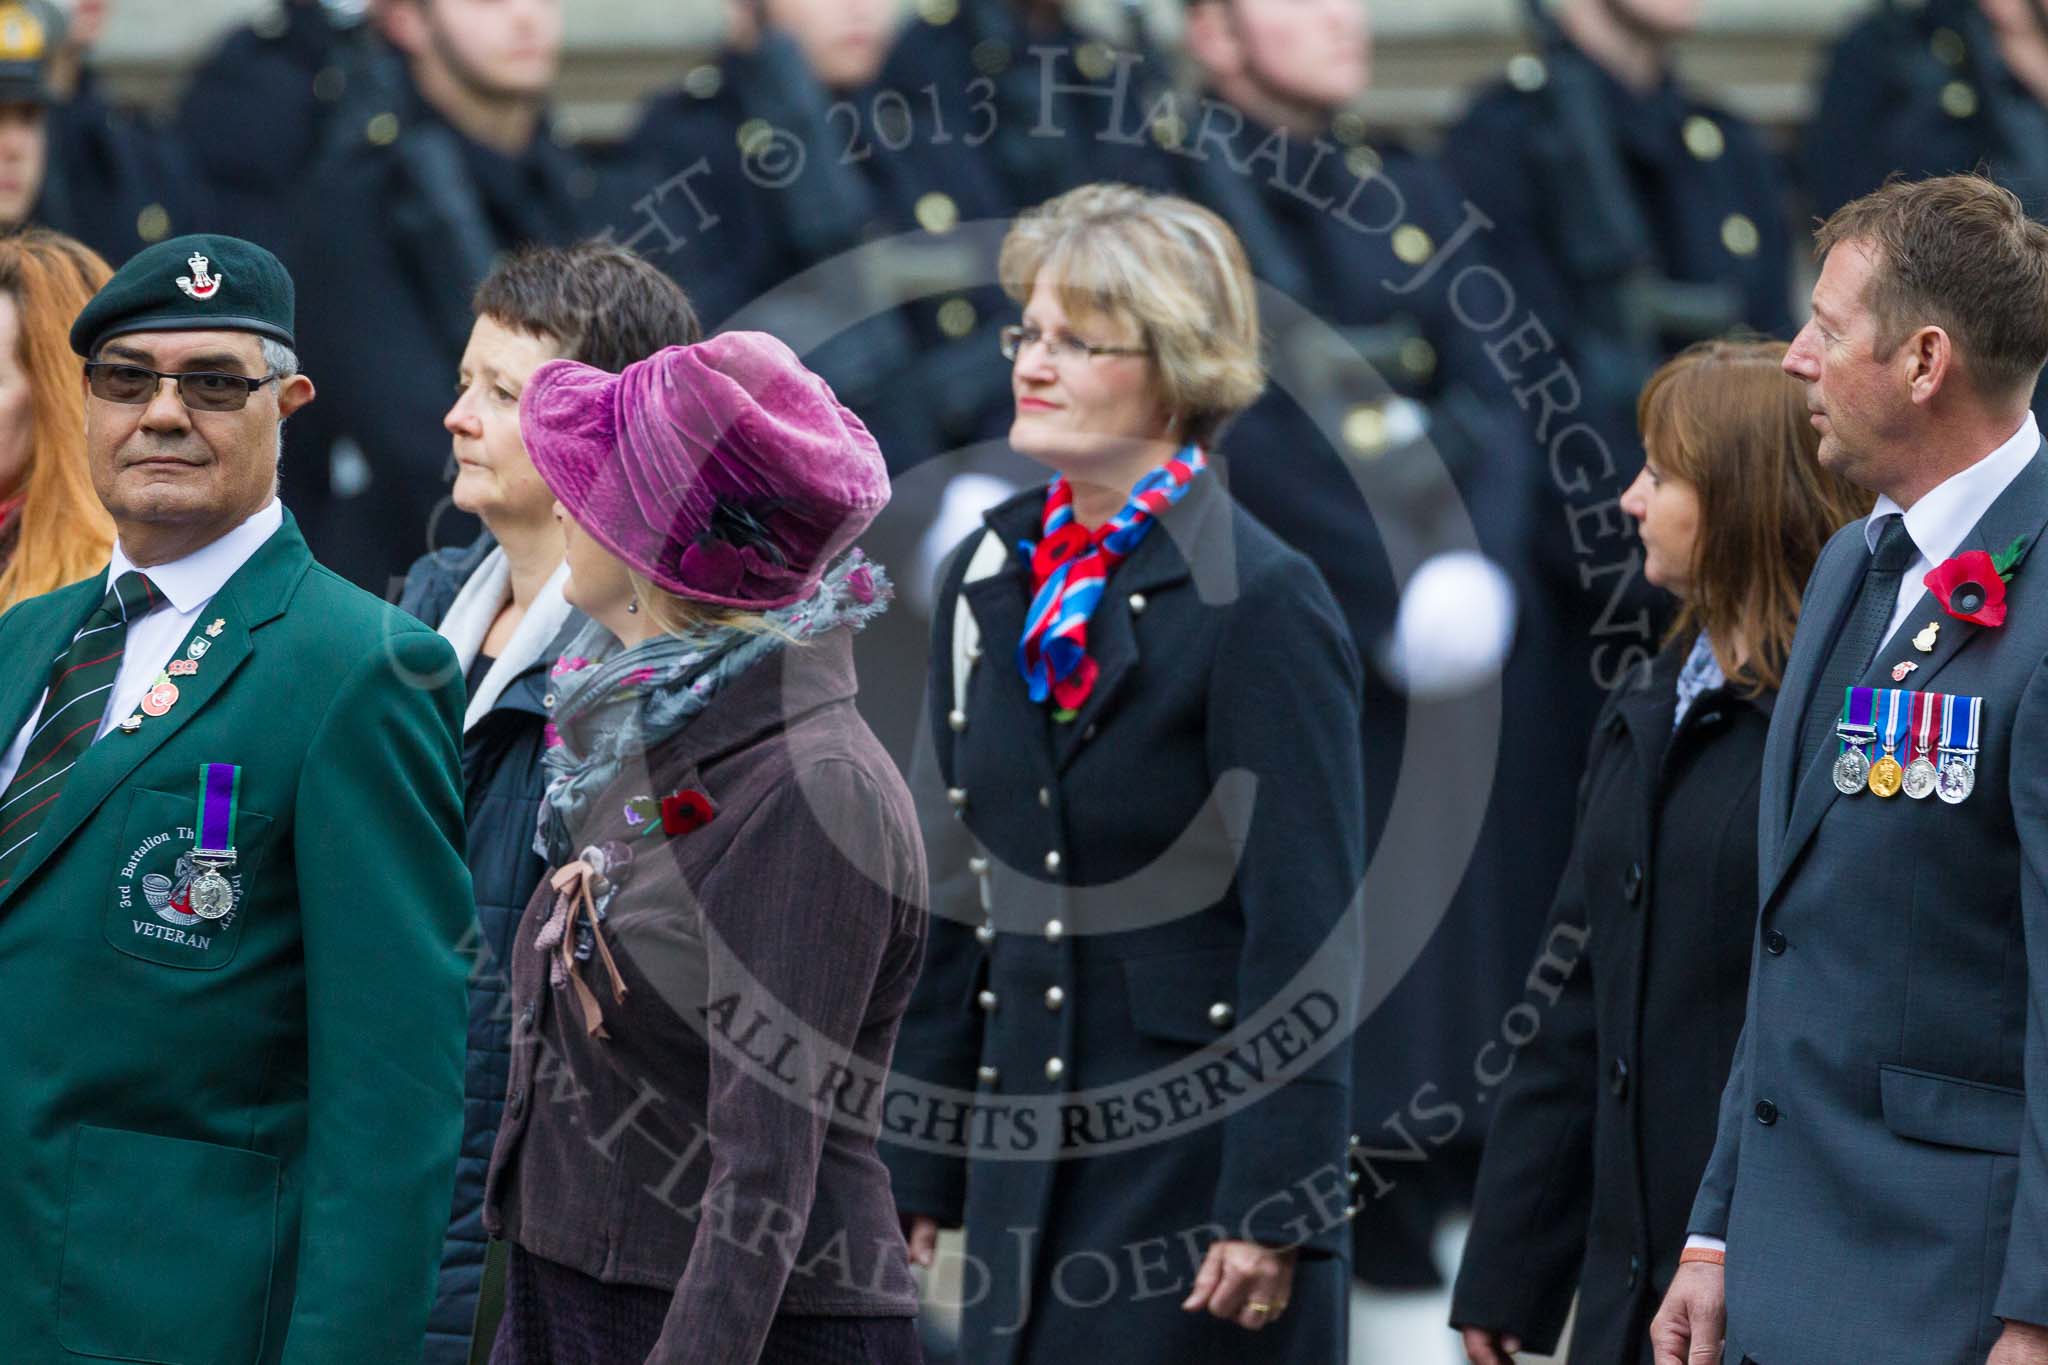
1609, 1058, 1630, 1099
967, 642, 984, 663
1755, 1099, 1779, 1125
968, 854, 990, 876
519, 1002, 536, 1031
948, 708, 968, 732
977, 1065, 1000, 1086
1128, 592, 1147, 615
1044, 985, 1065, 1010
1043, 850, 1062, 875
1038, 787, 1052, 808
1044, 919, 1064, 942
1044, 1057, 1066, 1081
948, 787, 969, 810
977, 989, 998, 1012
1208, 1001, 1234, 1028
542, 692, 556, 708
975, 921, 995, 945
1082, 724, 1098, 742
1765, 929, 1787, 955
1623, 862, 1644, 904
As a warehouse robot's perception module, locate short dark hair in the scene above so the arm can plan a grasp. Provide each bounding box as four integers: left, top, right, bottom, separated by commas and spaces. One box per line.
1815, 173, 2048, 398
472, 240, 701, 373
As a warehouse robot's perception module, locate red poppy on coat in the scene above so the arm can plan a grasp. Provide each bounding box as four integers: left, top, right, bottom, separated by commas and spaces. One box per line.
1924, 550, 2008, 628
661, 789, 716, 836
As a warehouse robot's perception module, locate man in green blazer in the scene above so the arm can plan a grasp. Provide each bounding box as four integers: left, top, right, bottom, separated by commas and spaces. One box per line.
0, 233, 473, 1363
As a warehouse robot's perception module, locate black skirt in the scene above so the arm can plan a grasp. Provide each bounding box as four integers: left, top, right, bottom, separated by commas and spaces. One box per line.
489, 1244, 925, 1365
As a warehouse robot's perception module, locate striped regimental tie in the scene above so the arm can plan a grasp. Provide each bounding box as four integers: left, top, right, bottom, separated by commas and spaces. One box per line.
0, 571, 159, 892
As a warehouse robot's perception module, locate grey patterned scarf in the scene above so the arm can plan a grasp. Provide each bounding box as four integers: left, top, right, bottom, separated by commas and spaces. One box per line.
535, 553, 891, 864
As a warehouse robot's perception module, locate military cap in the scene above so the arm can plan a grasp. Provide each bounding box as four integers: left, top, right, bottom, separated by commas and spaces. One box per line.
0, 0, 59, 105
70, 233, 296, 358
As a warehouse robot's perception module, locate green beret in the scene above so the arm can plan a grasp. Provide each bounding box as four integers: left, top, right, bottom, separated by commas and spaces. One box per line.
70, 234, 296, 358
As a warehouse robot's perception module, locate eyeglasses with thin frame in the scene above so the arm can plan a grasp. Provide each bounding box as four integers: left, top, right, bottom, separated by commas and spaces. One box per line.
999, 323, 1150, 363
84, 362, 282, 413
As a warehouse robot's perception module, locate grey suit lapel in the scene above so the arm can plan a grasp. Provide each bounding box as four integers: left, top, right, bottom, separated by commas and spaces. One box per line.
1768, 447, 2048, 904
1760, 527, 1865, 885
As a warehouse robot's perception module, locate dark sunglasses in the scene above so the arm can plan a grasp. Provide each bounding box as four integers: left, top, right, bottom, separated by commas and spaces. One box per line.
85, 362, 281, 413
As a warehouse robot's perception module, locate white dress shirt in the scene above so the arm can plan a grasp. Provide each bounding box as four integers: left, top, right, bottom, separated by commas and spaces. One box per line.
1685, 414, 2043, 1263
1866, 410, 2041, 647
0, 500, 284, 792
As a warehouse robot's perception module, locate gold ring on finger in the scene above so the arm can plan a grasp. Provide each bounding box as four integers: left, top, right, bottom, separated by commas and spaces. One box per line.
1248, 1301, 1272, 1317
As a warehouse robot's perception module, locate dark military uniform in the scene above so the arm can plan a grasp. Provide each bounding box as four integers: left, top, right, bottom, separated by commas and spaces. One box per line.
175, 0, 369, 247
1807, 0, 2048, 221
623, 24, 1029, 764
285, 62, 614, 593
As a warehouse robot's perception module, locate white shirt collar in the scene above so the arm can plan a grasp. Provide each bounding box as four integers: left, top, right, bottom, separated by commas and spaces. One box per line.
106, 499, 285, 613
1865, 411, 2041, 563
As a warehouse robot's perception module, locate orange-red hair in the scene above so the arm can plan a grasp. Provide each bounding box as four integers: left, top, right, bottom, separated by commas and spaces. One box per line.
0, 229, 114, 613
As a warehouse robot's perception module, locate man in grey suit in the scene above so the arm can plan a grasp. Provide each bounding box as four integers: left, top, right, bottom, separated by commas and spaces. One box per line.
1652, 173, 2048, 1365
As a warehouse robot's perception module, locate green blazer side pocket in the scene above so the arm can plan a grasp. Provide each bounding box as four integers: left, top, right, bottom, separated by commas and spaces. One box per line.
104, 786, 274, 970
57, 1124, 279, 1363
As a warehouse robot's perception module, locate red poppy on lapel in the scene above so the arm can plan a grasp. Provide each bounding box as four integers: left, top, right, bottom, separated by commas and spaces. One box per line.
661, 789, 716, 836
1925, 536, 2027, 629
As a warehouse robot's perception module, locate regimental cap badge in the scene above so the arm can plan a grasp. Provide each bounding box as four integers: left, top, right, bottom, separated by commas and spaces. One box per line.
0, 3, 48, 64
176, 252, 224, 301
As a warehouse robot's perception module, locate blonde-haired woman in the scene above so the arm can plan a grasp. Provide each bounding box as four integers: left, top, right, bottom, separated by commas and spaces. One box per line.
0, 229, 115, 612
884, 183, 1365, 1362
1450, 339, 1869, 1365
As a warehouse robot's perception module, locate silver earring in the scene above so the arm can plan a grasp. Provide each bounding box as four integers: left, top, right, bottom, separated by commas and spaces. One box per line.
627, 598, 639, 614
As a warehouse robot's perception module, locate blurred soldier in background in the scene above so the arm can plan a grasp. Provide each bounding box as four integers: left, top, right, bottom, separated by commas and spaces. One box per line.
623, 0, 1028, 761
176, 0, 375, 248
3, 0, 207, 264
284, 0, 613, 593
1442, 0, 1791, 444
1806, 0, 2048, 422
1808, 0, 2048, 221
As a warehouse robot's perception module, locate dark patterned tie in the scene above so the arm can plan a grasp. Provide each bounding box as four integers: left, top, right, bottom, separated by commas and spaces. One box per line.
0, 571, 159, 892
1796, 514, 1918, 788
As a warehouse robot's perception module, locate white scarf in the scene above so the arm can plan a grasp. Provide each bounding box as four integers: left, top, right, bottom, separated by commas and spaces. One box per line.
435, 547, 576, 732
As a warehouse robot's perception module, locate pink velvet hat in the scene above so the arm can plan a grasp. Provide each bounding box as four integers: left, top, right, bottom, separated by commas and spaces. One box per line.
520, 332, 889, 610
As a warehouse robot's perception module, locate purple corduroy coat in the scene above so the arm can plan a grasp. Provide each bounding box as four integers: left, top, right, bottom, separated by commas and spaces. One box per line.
482, 627, 928, 1362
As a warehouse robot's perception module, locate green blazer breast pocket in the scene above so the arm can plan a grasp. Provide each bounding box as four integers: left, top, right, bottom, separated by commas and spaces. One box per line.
57, 1123, 279, 1364
104, 786, 275, 970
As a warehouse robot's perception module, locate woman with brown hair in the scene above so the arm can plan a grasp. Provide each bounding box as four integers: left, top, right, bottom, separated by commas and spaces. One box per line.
0, 228, 114, 613
1449, 339, 1870, 1365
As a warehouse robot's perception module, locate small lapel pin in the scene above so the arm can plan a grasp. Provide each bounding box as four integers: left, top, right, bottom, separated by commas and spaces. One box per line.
117, 715, 142, 734
206, 619, 226, 637
1892, 660, 1919, 682
1913, 621, 1939, 652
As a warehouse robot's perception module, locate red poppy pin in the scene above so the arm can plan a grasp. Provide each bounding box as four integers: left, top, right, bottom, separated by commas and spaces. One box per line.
1924, 536, 2029, 629
660, 789, 716, 836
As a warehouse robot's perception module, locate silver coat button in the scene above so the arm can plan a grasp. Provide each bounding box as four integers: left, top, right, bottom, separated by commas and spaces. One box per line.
977, 989, 998, 1012
1128, 592, 1147, 614
1038, 787, 1052, 808
1044, 985, 1065, 1010
1044, 1057, 1065, 1081
1044, 919, 1064, 942
948, 708, 968, 732
947, 787, 969, 809
1043, 850, 1062, 875
1208, 1001, 1234, 1028
969, 854, 990, 876
977, 1065, 999, 1085
975, 921, 996, 945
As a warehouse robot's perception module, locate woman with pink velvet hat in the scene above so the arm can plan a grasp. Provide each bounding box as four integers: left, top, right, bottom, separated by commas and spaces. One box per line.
480, 331, 929, 1365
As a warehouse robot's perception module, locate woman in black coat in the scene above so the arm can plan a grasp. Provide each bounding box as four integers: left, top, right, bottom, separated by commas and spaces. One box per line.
882, 184, 1365, 1364
396, 242, 699, 1365
1450, 340, 1870, 1365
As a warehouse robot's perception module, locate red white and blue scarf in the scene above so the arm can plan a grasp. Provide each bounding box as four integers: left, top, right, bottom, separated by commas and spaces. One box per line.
1017, 444, 1205, 714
